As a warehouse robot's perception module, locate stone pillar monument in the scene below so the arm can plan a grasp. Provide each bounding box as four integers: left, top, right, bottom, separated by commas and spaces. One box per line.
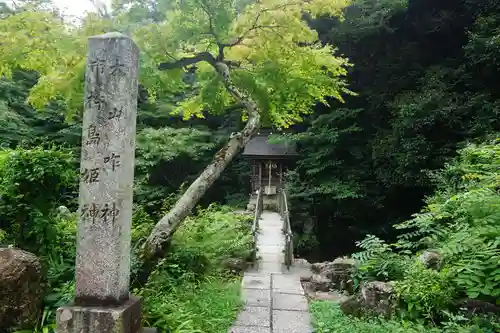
56, 32, 146, 333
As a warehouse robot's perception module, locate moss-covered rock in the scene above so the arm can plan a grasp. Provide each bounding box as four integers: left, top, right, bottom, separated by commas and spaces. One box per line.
339, 281, 396, 319
0, 248, 45, 332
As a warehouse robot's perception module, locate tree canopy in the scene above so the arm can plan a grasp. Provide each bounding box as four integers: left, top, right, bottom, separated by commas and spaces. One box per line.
0, 0, 357, 281
0, 0, 352, 127
1, 1, 500, 332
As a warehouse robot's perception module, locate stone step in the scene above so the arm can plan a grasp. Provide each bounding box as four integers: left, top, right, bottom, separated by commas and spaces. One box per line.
273, 310, 312, 333
230, 210, 312, 333
258, 245, 284, 254
243, 288, 271, 307
272, 274, 305, 295
234, 306, 270, 327
272, 293, 308, 311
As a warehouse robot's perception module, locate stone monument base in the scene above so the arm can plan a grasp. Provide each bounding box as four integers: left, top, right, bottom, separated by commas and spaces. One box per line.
56, 296, 143, 333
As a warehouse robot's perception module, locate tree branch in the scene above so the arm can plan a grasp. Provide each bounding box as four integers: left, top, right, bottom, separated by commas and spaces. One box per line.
222, 11, 262, 48
221, 1, 298, 48
197, 0, 219, 41
196, 1, 296, 59
140, 50, 262, 287
158, 52, 216, 70
196, 0, 227, 60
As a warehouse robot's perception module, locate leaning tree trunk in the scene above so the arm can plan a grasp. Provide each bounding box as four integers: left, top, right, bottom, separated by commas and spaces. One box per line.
137, 56, 261, 284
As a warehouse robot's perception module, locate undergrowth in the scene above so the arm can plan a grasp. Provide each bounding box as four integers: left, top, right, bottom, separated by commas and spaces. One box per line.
11, 204, 251, 333
343, 138, 500, 329
0, 147, 252, 333
136, 205, 252, 333
139, 276, 241, 333
311, 301, 440, 333
311, 301, 500, 333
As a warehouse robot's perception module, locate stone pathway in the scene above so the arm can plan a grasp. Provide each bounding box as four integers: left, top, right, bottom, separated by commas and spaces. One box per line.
229, 211, 313, 333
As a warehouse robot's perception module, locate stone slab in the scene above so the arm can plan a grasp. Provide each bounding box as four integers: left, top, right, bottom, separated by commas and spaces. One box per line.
257, 240, 285, 247
257, 245, 284, 254
75, 32, 140, 303
228, 326, 271, 333
56, 296, 142, 333
273, 310, 312, 333
243, 288, 271, 307
272, 293, 308, 311
258, 229, 283, 237
235, 307, 270, 327
258, 225, 282, 231
258, 261, 284, 274
242, 274, 271, 290
257, 231, 283, 236
259, 253, 284, 263
257, 234, 284, 240
246, 261, 284, 275
231, 210, 314, 333
259, 213, 282, 227
259, 225, 283, 231
272, 274, 304, 294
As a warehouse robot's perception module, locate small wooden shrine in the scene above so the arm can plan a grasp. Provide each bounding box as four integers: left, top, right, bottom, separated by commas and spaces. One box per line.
242, 129, 298, 196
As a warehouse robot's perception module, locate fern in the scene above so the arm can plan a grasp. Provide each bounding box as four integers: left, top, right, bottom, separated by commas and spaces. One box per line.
354, 139, 500, 311
353, 234, 409, 283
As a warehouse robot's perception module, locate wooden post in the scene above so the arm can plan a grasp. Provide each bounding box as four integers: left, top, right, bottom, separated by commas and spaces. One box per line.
268, 160, 272, 191
279, 163, 283, 190
258, 161, 262, 191
251, 160, 255, 192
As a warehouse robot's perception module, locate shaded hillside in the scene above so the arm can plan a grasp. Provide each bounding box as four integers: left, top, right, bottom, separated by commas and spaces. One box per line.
289, 0, 500, 260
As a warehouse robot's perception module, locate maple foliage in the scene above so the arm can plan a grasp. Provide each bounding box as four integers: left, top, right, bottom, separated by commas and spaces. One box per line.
0, 0, 352, 127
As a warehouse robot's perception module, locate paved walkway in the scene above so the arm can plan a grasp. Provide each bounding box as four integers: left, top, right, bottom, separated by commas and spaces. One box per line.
229, 211, 312, 333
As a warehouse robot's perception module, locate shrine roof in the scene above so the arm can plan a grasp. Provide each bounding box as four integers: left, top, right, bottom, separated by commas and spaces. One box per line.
242, 131, 298, 159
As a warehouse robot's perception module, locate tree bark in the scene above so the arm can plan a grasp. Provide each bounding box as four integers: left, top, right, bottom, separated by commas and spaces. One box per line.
137, 53, 261, 284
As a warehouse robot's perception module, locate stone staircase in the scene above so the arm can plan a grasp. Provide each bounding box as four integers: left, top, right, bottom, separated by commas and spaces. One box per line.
228, 211, 313, 333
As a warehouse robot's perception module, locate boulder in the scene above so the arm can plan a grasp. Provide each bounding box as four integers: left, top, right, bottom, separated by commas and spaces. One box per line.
300, 272, 313, 282
326, 258, 356, 293
360, 281, 396, 316
340, 281, 396, 319
222, 257, 248, 273
302, 281, 315, 297
314, 291, 349, 303
310, 257, 357, 294
310, 274, 331, 292
311, 261, 334, 274
302, 280, 350, 303
418, 250, 442, 270
457, 298, 500, 316
0, 248, 45, 332
294, 258, 312, 269
294, 258, 313, 281
339, 296, 365, 317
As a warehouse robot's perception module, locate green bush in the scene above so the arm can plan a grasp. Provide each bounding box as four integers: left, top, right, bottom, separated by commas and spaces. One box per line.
394, 261, 456, 319
139, 277, 241, 333
171, 205, 253, 266
11, 204, 251, 333
0, 147, 78, 299
394, 140, 500, 302
136, 205, 253, 333
311, 301, 500, 333
353, 234, 410, 284
0, 147, 251, 333
311, 301, 441, 333
0, 147, 77, 255
0, 147, 80, 333
350, 138, 500, 326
